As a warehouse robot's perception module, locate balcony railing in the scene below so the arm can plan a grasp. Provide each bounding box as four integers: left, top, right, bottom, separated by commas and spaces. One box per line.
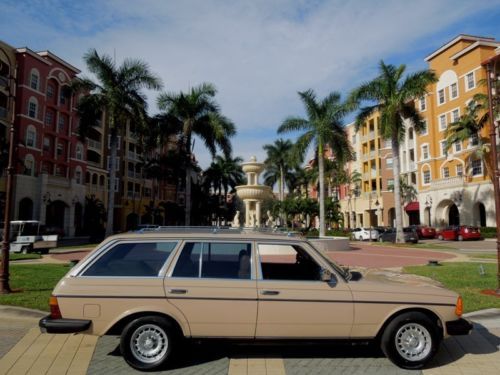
428, 176, 466, 189
88, 139, 102, 150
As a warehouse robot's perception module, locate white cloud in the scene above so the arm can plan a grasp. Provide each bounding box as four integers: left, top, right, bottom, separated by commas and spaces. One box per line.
2, 0, 500, 168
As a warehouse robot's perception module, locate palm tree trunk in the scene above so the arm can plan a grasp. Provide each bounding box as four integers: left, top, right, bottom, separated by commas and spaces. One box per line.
106, 124, 117, 237
391, 137, 404, 243
185, 165, 191, 226
279, 165, 284, 201
318, 144, 326, 237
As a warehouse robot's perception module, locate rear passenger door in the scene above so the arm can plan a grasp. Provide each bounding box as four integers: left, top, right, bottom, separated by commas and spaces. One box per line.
165, 241, 257, 338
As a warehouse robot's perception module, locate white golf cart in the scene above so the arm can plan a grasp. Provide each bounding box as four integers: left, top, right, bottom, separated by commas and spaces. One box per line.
7, 220, 58, 254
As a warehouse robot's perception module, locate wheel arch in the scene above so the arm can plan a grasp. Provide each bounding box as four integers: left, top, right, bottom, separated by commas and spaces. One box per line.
375, 307, 444, 342
105, 310, 189, 337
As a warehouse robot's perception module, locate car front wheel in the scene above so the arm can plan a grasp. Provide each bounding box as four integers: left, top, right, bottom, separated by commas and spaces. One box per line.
381, 312, 440, 369
457, 235, 463, 241
438, 235, 443, 240
120, 316, 177, 371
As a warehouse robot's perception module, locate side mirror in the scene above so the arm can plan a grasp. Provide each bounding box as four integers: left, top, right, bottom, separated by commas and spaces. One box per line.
320, 268, 332, 282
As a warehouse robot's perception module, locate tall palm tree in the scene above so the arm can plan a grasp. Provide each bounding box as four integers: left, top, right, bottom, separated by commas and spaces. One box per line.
278, 90, 353, 237
157, 83, 236, 225
263, 139, 297, 201
445, 102, 493, 179
350, 61, 436, 243
74, 49, 162, 236
217, 155, 244, 199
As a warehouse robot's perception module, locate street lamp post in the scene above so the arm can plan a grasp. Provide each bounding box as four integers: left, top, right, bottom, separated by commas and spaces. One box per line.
0, 68, 16, 294
485, 59, 500, 294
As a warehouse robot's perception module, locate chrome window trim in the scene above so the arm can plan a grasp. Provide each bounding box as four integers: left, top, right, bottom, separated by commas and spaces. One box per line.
167, 240, 255, 281
75, 239, 180, 278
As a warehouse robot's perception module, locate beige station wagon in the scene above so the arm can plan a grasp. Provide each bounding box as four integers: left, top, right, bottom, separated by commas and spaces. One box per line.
40, 228, 472, 371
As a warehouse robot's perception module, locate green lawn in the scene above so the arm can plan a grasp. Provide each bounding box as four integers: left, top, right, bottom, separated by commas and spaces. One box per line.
404, 262, 499, 313
469, 254, 498, 260
0, 264, 70, 311
8, 253, 42, 261
54, 243, 98, 251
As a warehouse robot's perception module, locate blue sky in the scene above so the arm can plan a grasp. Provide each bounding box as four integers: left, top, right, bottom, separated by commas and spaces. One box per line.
2, 0, 500, 168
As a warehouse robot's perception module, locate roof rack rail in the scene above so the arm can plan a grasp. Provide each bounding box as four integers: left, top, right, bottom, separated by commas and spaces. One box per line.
135, 226, 301, 237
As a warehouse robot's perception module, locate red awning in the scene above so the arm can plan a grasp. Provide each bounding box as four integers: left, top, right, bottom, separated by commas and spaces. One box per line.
405, 201, 420, 212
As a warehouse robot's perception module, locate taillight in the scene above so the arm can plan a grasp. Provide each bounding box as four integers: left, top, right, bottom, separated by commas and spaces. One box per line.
49, 295, 62, 319
455, 296, 463, 317
464, 228, 469, 233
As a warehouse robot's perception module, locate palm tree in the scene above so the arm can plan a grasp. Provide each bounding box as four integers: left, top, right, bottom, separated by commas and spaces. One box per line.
263, 139, 298, 201
350, 61, 436, 242
445, 102, 493, 179
278, 90, 353, 237
157, 83, 236, 225
74, 49, 162, 236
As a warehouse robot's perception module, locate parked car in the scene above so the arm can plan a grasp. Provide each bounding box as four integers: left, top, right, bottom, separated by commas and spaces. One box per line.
436, 226, 482, 241
1, 220, 59, 254
410, 225, 436, 239
351, 227, 379, 241
378, 227, 419, 244
40, 228, 471, 371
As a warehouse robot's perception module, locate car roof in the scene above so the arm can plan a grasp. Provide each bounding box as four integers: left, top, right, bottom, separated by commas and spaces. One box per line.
105, 227, 308, 243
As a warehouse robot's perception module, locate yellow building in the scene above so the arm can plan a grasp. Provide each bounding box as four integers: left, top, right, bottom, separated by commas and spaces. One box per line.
416, 35, 500, 227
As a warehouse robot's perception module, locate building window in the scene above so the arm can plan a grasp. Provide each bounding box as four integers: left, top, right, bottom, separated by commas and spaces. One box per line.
57, 142, 63, 156
470, 133, 479, 147
456, 165, 463, 176
454, 142, 462, 153
59, 89, 66, 105
421, 145, 429, 160
408, 128, 414, 140
352, 152, 356, 161
384, 139, 391, 148
386, 158, 393, 169
43, 137, 50, 151
58, 115, 65, 132
28, 98, 37, 118
30, 70, 39, 90
45, 111, 53, 125
387, 179, 394, 190
442, 142, 448, 156
47, 84, 54, 98
423, 170, 431, 184
419, 97, 426, 111
24, 155, 35, 176
450, 83, 458, 99
438, 89, 445, 105
471, 159, 482, 176
26, 126, 36, 148
421, 119, 428, 135
107, 156, 120, 171
75, 144, 83, 160
75, 168, 82, 184
108, 135, 121, 150
465, 72, 475, 91
451, 109, 460, 122
443, 167, 449, 178
439, 114, 447, 131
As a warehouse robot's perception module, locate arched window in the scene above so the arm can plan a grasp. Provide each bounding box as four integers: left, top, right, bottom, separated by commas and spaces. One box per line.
28, 97, 38, 119
30, 69, 40, 90
75, 166, 82, 184
26, 125, 37, 148
75, 143, 83, 160
92, 173, 98, 185
99, 175, 105, 186
24, 154, 35, 176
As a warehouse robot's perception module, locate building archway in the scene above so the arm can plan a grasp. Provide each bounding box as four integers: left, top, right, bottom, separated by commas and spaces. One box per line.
18, 198, 33, 220
473, 202, 486, 227
448, 204, 460, 226
387, 208, 395, 227
46, 200, 67, 234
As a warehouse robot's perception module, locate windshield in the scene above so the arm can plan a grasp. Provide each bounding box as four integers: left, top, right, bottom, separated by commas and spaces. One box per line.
307, 243, 351, 281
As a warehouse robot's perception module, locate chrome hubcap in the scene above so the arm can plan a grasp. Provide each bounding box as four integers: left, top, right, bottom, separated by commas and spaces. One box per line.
395, 323, 432, 361
130, 324, 168, 363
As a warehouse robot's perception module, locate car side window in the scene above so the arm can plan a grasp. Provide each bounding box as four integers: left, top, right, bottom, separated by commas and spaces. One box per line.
258, 244, 321, 281
172, 242, 252, 279
82, 241, 177, 277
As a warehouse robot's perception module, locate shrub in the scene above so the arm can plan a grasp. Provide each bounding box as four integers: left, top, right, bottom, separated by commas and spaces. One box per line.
480, 227, 497, 238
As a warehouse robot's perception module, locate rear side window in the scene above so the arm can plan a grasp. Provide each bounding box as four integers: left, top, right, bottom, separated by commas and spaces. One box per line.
172, 242, 252, 279
82, 242, 177, 277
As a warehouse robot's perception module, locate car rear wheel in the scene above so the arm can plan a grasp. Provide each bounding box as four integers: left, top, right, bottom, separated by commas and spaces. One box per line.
457, 235, 463, 241
378, 237, 383, 242
381, 312, 440, 369
120, 316, 177, 371
438, 235, 443, 240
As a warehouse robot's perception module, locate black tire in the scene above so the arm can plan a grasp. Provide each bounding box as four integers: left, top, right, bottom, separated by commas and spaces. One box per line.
381, 311, 440, 369
378, 237, 383, 242
120, 315, 177, 371
40, 249, 49, 255
438, 235, 443, 241
21, 246, 29, 254
457, 235, 463, 241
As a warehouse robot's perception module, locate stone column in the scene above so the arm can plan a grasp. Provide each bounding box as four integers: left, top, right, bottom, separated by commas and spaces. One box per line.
245, 200, 250, 227
68, 203, 75, 236
256, 201, 261, 227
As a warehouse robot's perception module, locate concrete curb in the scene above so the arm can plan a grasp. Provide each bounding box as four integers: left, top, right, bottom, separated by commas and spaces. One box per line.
0, 305, 46, 320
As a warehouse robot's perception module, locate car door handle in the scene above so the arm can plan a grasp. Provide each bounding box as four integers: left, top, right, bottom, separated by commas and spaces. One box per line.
168, 289, 187, 294
261, 290, 280, 296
